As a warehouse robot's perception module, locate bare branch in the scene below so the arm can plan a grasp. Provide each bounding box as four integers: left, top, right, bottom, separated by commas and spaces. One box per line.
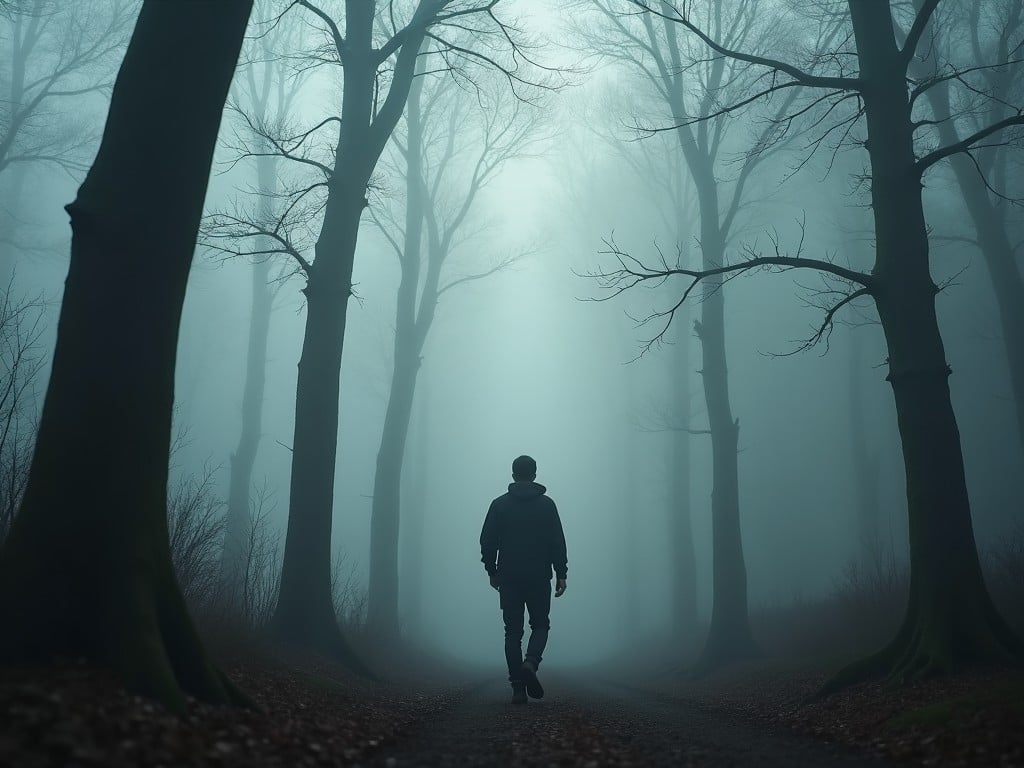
627, 0, 862, 91
916, 113, 1024, 175
584, 228, 874, 354
899, 0, 941, 68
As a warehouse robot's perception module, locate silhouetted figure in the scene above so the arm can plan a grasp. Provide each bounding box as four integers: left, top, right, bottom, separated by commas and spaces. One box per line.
480, 455, 568, 705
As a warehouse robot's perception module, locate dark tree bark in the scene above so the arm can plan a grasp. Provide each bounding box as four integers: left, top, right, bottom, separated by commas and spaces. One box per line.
0, 0, 252, 711
828, 1, 1021, 686
273, 179, 370, 657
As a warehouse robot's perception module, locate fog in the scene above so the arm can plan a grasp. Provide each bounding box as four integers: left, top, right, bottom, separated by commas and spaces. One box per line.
2, 0, 1022, 681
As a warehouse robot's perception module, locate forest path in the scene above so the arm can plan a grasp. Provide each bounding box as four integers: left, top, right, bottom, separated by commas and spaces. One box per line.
371, 672, 890, 767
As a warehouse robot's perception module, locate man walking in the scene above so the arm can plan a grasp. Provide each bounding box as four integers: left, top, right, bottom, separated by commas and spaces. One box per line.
480, 455, 568, 704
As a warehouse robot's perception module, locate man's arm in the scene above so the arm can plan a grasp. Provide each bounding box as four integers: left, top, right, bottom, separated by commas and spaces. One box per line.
480, 500, 500, 578
550, 501, 568, 596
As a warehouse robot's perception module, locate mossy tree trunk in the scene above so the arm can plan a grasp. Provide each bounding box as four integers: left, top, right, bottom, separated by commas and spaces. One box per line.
0, 0, 252, 711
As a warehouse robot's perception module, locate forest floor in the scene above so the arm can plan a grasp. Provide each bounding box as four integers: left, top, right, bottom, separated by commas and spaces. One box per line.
1, 650, 1022, 767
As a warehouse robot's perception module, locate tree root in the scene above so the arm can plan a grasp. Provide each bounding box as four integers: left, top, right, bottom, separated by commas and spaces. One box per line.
814, 598, 1022, 701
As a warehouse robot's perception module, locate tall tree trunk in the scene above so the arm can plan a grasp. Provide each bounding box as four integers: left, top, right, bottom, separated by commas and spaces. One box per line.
221, 152, 275, 600
623, 436, 641, 636
400, 375, 429, 638
368, 348, 420, 639
825, 2, 1020, 689
646, 7, 753, 669
670, 323, 698, 648
368, 69, 426, 640
924, 84, 1024, 462
693, 174, 754, 670
0, 0, 252, 711
270, 7, 425, 664
271, 184, 366, 663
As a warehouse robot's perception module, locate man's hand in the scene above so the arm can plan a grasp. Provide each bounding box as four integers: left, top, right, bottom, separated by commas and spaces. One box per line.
555, 578, 567, 597
489, 573, 500, 591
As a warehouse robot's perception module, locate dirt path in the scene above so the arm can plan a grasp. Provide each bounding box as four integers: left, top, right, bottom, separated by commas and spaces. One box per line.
373, 673, 890, 767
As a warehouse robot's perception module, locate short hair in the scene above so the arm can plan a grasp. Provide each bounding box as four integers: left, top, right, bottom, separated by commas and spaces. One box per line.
512, 454, 537, 479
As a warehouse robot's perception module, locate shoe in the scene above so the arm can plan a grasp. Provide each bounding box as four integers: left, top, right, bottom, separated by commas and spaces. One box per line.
520, 660, 544, 699
511, 683, 527, 705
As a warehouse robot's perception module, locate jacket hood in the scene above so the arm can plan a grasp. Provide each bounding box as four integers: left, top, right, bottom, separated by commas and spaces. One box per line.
508, 480, 546, 498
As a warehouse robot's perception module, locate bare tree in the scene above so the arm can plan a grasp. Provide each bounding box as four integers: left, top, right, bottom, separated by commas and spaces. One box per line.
596, 0, 1024, 689
0, 0, 132, 279
577, 0, 807, 670
238, 485, 282, 628
364, 65, 545, 640
574, 89, 701, 648
913, 0, 1024, 461
203, 0, 551, 664
0, 0, 253, 710
216, 1, 306, 609
168, 462, 226, 612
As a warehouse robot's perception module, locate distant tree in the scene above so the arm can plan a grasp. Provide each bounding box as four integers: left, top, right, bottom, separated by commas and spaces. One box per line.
617, 126, 700, 649
596, 0, 1024, 688
214, 2, 305, 609
202, 0, 549, 663
578, 97, 701, 647
0, 0, 253, 710
913, 0, 1024, 461
579, 0, 805, 670
0, 0, 132, 279
365, 66, 543, 640
398, 374, 429, 637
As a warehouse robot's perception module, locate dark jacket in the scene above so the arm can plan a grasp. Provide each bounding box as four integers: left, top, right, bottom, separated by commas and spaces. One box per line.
480, 481, 568, 583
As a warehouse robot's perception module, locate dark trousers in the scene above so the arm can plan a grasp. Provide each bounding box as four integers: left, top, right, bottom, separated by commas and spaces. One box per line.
499, 578, 551, 683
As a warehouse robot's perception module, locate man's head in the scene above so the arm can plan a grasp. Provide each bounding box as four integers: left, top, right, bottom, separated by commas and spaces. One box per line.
512, 454, 537, 482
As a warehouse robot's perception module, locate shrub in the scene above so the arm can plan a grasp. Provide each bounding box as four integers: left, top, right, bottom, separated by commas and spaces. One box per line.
0, 287, 44, 545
